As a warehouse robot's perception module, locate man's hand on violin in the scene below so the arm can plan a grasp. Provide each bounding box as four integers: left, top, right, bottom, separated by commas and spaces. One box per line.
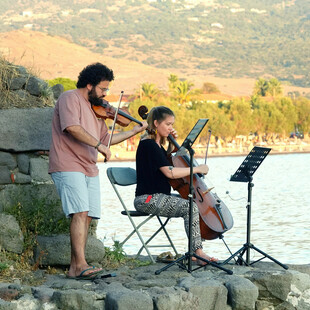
133, 121, 148, 134
98, 144, 111, 161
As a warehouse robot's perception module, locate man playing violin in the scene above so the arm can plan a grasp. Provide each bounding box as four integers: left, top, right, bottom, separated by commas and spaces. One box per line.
48, 62, 147, 279
134, 106, 217, 266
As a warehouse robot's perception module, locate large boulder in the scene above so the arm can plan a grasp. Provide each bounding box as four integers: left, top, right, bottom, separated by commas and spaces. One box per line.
34, 234, 105, 266
225, 276, 259, 310
178, 276, 229, 310
245, 268, 310, 309
52, 289, 105, 310
0, 108, 54, 152
25, 76, 49, 97
105, 286, 153, 310
0, 213, 24, 254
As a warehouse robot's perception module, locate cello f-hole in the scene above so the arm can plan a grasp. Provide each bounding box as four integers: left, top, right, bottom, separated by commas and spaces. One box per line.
196, 187, 204, 203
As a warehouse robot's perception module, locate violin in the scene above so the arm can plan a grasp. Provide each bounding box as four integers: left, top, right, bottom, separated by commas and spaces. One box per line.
92, 99, 143, 127
138, 105, 234, 240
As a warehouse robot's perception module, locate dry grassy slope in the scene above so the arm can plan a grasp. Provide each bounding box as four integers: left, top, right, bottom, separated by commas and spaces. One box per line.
1, 29, 309, 96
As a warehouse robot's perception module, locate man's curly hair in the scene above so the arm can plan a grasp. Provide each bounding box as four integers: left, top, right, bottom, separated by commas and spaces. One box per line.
76, 63, 114, 88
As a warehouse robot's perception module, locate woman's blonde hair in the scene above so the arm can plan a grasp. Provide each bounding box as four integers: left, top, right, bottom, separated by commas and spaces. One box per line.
147, 106, 174, 145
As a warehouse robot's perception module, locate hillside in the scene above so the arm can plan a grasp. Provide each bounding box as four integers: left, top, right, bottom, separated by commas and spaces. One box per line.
1, 30, 309, 97
0, 30, 174, 95
1, 0, 309, 91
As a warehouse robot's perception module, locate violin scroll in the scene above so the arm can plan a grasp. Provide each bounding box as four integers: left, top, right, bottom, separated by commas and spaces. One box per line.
138, 105, 149, 120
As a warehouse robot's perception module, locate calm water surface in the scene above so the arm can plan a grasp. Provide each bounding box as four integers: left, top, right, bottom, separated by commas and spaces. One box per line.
97, 153, 310, 265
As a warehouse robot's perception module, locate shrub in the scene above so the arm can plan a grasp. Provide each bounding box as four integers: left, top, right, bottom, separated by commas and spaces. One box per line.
48, 77, 77, 92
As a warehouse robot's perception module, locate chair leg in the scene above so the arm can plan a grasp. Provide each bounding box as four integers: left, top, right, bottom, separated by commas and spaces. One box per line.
135, 223, 166, 257
121, 215, 156, 246
157, 217, 178, 255
136, 217, 178, 257
120, 214, 157, 263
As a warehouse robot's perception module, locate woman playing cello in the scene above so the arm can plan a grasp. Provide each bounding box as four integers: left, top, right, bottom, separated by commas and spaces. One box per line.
134, 106, 218, 265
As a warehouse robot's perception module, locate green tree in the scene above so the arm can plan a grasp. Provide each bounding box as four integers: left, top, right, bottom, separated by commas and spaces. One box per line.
252, 101, 270, 141
169, 101, 195, 141
191, 101, 232, 141
267, 78, 283, 97
274, 97, 297, 135
173, 80, 195, 104
263, 102, 285, 137
253, 78, 269, 97
294, 97, 310, 134
253, 78, 283, 97
139, 83, 161, 100
227, 99, 253, 136
201, 82, 220, 94
168, 74, 179, 93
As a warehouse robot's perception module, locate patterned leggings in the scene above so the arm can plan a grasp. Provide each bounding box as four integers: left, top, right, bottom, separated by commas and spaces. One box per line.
134, 193, 203, 251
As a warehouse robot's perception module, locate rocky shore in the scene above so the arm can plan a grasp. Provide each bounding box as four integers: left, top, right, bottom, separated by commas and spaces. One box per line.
0, 259, 310, 310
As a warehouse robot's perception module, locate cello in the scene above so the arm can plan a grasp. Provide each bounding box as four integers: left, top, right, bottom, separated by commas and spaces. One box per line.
138, 105, 234, 240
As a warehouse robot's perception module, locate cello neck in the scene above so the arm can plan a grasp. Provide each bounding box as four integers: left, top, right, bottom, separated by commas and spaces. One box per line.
168, 134, 180, 149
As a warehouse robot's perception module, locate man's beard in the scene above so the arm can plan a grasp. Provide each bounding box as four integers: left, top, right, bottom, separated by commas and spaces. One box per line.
88, 87, 104, 106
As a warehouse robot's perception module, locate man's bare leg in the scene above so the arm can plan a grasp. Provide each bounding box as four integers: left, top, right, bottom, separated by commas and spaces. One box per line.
68, 212, 100, 277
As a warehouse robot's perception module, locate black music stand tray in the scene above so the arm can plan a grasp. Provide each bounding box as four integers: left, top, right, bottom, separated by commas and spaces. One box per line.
155, 119, 233, 275
221, 146, 288, 269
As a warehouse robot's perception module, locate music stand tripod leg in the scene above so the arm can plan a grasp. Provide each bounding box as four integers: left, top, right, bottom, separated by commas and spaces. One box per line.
250, 245, 288, 269
221, 244, 246, 265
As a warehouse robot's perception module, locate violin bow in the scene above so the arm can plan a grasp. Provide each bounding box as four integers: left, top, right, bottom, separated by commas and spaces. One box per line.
202, 129, 215, 192
104, 91, 124, 162
204, 129, 212, 165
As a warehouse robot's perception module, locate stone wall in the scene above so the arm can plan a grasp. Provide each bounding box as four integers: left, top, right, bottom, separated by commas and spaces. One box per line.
0, 106, 66, 257
0, 64, 101, 264
0, 107, 58, 212
0, 61, 61, 213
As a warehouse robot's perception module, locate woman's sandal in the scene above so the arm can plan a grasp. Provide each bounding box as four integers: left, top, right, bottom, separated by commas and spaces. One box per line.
156, 252, 182, 263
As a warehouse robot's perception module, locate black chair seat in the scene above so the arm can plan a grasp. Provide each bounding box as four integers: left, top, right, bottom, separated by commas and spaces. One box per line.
121, 210, 149, 217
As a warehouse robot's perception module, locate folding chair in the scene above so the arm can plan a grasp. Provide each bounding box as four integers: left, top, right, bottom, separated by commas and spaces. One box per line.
106, 167, 178, 263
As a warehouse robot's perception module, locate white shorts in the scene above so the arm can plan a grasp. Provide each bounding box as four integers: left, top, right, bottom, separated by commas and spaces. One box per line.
51, 172, 101, 219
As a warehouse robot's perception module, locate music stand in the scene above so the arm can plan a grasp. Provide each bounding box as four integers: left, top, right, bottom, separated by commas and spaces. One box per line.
221, 146, 288, 269
155, 119, 233, 275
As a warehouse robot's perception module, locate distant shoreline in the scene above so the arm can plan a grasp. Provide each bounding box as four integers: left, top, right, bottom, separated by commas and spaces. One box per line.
99, 142, 310, 162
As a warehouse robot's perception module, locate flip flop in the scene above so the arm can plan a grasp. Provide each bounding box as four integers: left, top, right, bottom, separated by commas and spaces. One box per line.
66, 267, 104, 280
